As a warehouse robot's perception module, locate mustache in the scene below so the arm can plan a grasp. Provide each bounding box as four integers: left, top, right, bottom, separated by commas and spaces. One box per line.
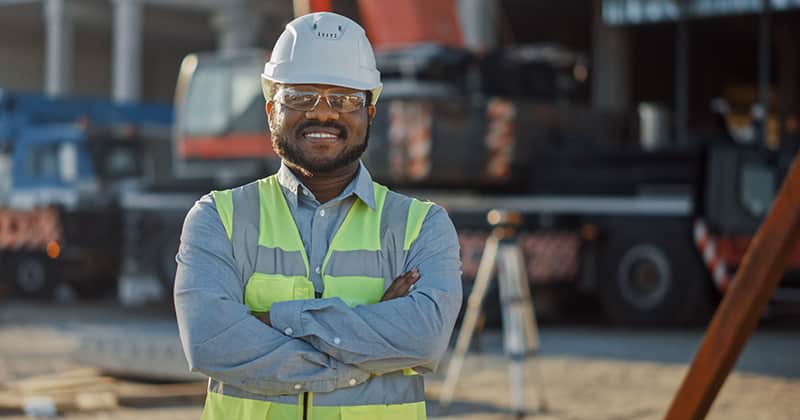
295, 120, 349, 138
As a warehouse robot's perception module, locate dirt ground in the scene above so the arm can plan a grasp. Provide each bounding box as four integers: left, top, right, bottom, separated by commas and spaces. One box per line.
1, 301, 798, 419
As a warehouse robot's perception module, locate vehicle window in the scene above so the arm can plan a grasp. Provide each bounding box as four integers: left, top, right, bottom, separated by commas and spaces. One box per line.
104, 147, 140, 179
229, 62, 268, 134
183, 66, 230, 136
27, 144, 60, 181
0, 153, 11, 198
740, 162, 775, 217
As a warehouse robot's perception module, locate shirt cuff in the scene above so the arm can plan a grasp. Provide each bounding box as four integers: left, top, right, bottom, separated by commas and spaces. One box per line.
269, 300, 306, 337
332, 359, 371, 389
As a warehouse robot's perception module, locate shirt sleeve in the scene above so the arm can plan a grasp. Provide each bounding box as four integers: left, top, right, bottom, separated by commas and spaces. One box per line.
269, 205, 463, 375
174, 195, 370, 395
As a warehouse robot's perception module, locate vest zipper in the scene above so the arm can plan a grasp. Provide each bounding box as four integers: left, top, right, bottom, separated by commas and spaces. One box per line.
302, 391, 309, 420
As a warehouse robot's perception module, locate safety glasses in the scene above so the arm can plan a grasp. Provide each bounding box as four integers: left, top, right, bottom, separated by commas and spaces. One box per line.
274, 86, 368, 113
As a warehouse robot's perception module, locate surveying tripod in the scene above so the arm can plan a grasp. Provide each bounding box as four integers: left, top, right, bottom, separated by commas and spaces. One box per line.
440, 210, 548, 418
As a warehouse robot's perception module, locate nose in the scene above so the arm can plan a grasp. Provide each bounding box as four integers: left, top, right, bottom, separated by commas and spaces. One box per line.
305, 97, 339, 122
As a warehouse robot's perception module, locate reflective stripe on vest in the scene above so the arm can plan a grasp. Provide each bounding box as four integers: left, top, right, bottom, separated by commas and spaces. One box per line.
208, 175, 433, 420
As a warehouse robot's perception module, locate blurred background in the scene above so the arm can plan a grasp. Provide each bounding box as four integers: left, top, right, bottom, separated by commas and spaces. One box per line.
0, 0, 799, 419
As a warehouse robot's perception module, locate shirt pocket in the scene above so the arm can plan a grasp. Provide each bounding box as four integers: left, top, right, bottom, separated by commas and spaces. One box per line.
244, 273, 315, 312
321, 275, 384, 307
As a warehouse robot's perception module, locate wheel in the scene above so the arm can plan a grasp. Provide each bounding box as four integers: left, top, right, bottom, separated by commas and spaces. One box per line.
599, 219, 715, 326
14, 255, 54, 299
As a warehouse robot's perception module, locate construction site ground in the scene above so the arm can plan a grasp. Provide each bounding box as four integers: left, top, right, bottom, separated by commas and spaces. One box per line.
1, 301, 798, 420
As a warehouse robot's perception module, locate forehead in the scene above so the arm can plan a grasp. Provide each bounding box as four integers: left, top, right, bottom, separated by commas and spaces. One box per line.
279, 83, 364, 94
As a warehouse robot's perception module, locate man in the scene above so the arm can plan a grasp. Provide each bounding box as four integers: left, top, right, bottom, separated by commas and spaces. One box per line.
174, 12, 462, 420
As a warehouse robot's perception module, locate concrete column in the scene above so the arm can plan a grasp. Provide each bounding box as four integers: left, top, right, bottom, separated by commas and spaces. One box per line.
112, 0, 143, 103
756, 0, 771, 144
675, 6, 690, 146
590, 0, 630, 113
457, 0, 498, 52
776, 24, 798, 116
213, 0, 261, 55
44, 0, 73, 97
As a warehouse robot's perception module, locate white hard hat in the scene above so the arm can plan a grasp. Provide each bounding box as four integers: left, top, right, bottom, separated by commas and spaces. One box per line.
262, 12, 382, 105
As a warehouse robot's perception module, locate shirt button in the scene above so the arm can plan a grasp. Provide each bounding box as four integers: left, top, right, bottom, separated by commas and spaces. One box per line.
349, 378, 357, 386
315, 266, 321, 274
284, 327, 293, 335
319, 209, 326, 217
294, 384, 302, 390
333, 337, 341, 345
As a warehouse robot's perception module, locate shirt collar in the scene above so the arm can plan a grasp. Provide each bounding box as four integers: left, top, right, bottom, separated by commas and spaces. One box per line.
276, 161, 376, 210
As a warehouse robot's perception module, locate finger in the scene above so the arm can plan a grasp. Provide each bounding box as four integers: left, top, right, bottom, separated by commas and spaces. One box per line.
252, 312, 271, 326
395, 274, 419, 295
382, 278, 405, 300
402, 270, 420, 286
389, 271, 415, 290
386, 273, 410, 292
382, 284, 408, 301
398, 269, 418, 281
394, 270, 419, 291
382, 270, 421, 301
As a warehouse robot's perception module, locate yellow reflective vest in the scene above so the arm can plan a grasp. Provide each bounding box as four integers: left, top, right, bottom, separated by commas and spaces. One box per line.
204, 175, 432, 420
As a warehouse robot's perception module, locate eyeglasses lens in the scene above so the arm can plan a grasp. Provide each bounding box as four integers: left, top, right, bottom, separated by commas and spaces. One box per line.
277, 89, 366, 113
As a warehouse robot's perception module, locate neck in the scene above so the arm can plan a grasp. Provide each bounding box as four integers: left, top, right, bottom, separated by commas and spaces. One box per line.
288, 161, 359, 203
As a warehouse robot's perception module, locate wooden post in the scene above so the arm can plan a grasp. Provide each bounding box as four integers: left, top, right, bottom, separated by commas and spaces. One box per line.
664, 149, 800, 420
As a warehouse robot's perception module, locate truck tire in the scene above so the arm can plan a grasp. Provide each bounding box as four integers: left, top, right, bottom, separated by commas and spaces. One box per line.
14, 255, 54, 299
599, 219, 715, 326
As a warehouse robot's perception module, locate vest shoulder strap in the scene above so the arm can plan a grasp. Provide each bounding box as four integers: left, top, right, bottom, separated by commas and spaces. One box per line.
404, 198, 433, 250
211, 189, 234, 240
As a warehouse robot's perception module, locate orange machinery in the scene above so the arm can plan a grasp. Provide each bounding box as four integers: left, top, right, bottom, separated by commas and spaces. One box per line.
172, 0, 464, 180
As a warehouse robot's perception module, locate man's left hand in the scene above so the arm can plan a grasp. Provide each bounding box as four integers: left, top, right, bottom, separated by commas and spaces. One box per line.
252, 311, 271, 327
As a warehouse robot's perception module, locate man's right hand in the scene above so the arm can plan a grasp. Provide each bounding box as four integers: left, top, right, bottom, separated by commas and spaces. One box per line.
381, 268, 420, 301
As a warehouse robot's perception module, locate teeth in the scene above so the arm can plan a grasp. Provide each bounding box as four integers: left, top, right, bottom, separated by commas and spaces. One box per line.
306, 132, 338, 139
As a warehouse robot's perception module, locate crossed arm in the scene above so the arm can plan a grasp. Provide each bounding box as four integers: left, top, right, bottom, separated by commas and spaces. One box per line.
252, 268, 421, 326
174, 196, 462, 396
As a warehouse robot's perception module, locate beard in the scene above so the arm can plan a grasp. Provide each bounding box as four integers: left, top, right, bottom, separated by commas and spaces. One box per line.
272, 121, 370, 175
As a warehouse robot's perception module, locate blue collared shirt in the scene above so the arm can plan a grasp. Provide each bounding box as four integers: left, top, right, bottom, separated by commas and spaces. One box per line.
174, 161, 462, 396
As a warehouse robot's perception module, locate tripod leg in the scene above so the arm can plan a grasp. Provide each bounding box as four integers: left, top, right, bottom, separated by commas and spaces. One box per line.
509, 358, 526, 418
497, 240, 547, 417
439, 234, 499, 409
508, 243, 548, 412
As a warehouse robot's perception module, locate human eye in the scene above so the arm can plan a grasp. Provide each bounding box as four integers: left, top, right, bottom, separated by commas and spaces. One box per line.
329, 93, 365, 112
280, 90, 317, 108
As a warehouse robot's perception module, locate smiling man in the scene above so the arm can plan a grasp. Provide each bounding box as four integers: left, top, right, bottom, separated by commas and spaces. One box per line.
174, 12, 463, 420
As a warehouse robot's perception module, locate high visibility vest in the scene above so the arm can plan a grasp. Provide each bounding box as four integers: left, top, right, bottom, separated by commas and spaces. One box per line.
204, 175, 433, 420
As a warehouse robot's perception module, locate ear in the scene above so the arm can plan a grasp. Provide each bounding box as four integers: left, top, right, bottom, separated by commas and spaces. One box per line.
265, 101, 274, 125
367, 105, 376, 124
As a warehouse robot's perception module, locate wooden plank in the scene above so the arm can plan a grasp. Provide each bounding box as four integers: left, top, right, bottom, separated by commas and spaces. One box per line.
116, 381, 207, 407
15, 376, 113, 394
0, 380, 204, 414
0, 368, 101, 390
0, 393, 22, 412
73, 391, 119, 411
664, 149, 800, 420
